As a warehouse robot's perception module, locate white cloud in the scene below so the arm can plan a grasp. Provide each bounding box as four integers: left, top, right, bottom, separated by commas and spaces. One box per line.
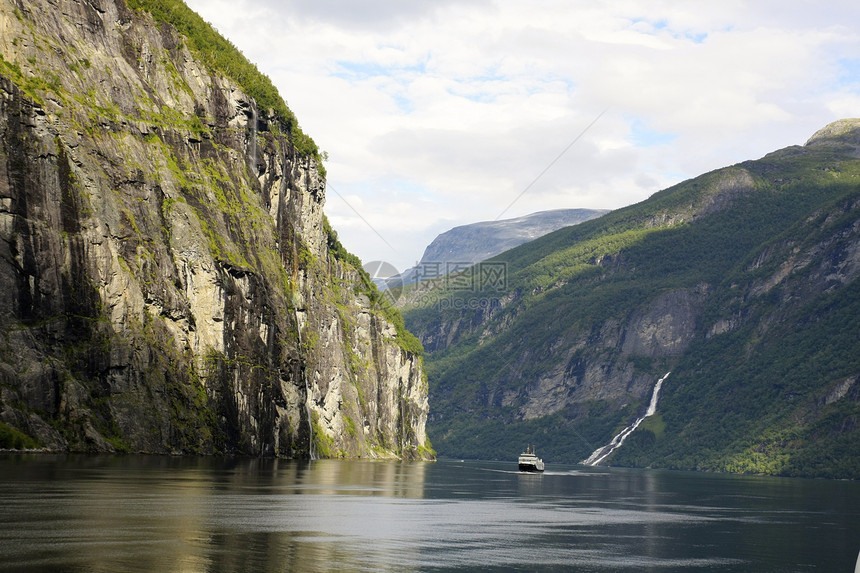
186, 0, 860, 272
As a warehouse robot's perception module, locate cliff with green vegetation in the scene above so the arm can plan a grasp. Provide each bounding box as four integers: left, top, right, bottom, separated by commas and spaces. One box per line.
0, 0, 431, 459
403, 119, 860, 478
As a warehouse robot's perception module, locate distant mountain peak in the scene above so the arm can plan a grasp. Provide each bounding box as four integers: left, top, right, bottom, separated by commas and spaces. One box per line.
417, 208, 609, 267
397, 208, 608, 286
805, 118, 860, 147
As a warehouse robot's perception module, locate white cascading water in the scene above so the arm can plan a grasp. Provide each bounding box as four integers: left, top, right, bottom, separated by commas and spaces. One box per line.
249, 101, 258, 175
582, 372, 671, 466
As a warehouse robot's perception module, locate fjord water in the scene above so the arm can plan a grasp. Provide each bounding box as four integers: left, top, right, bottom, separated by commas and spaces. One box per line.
1, 455, 858, 572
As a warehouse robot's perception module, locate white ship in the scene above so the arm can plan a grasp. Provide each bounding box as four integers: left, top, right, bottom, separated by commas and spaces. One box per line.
518, 445, 545, 472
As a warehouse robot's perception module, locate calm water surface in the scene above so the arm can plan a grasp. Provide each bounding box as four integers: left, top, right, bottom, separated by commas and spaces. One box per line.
1, 454, 858, 571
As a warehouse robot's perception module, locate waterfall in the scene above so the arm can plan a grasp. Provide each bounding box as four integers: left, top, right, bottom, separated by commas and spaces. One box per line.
248, 101, 258, 176
582, 372, 670, 466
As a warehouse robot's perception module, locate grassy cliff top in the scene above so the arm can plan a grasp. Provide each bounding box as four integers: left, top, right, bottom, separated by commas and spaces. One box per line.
127, 0, 324, 171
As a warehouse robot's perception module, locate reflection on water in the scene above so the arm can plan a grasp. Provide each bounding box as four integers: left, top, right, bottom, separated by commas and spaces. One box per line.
0, 456, 427, 572
1, 455, 859, 572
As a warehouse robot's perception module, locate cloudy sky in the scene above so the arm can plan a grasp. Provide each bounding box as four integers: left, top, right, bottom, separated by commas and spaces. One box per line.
185, 0, 860, 273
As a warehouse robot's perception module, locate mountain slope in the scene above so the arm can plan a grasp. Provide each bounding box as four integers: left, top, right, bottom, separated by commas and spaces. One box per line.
0, 0, 430, 459
402, 120, 860, 478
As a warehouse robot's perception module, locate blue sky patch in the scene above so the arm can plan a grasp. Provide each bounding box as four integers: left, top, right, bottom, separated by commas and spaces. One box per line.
391, 93, 414, 113
629, 17, 707, 43
630, 120, 677, 147
837, 58, 860, 87
334, 59, 427, 81
334, 61, 391, 80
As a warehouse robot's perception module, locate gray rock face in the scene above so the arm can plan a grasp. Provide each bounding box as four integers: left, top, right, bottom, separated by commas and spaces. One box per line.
0, 0, 429, 459
514, 287, 707, 421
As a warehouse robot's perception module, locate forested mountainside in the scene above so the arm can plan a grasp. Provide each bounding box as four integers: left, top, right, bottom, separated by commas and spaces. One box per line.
0, 0, 431, 459
403, 119, 860, 478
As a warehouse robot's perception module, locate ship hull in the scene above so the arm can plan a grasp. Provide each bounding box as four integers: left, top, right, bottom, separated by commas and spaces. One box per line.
518, 462, 544, 472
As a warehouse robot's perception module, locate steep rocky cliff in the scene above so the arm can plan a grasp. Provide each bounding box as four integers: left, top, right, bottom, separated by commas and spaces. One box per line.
0, 0, 431, 459
403, 120, 860, 477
